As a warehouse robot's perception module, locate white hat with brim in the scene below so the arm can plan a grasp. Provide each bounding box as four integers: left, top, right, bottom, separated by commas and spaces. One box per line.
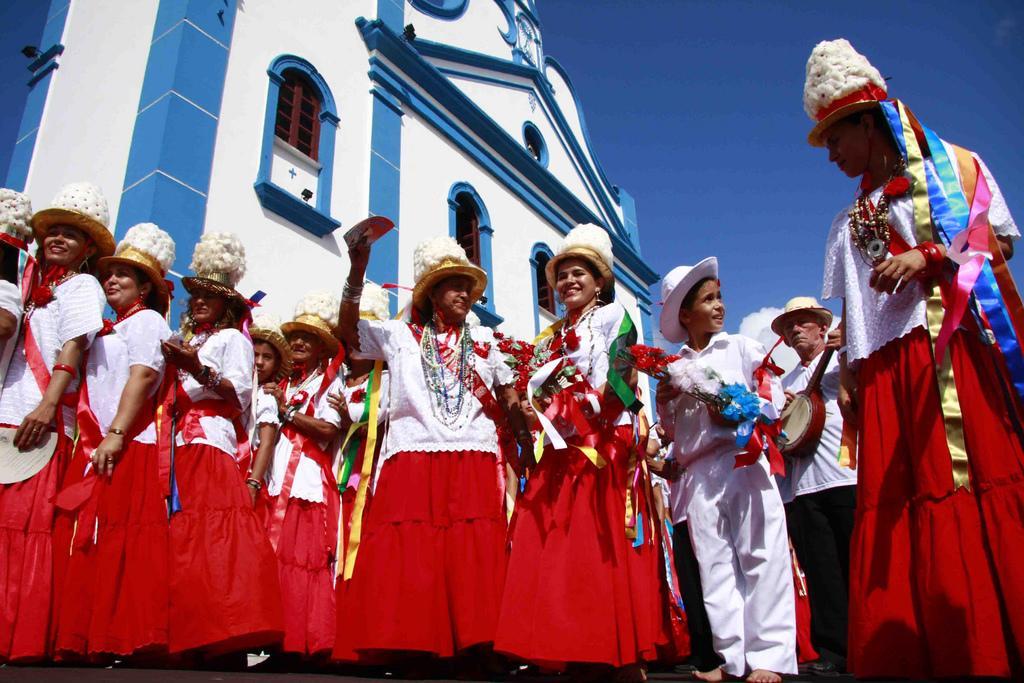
658, 257, 718, 345
771, 296, 834, 338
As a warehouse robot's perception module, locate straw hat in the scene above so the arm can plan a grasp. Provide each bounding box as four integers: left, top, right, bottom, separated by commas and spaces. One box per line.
545, 224, 614, 296
98, 223, 176, 314
771, 296, 834, 338
658, 257, 718, 344
803, 39, 887, 147
360, 281, 391, 321
281, 290, 340, 355
182, 232, 248, 306
0, 188, 33, 250
411, 236, 487, 312
250, 312, 293, 380
31, 182, 115, 257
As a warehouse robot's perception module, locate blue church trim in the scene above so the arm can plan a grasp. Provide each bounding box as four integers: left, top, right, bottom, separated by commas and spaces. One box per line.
522, 121, 548, 168
253, 54, 341, 238
447, 182, 503, 327
5, 0, 71, 190
529, 241, 554, 335
409, 0, 469, 20
116, 0, 239, 321
356, 18, 658, 298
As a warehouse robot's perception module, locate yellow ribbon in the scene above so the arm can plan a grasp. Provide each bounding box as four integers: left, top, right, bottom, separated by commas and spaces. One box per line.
897, 102, 970, 491
340, 359, 384, 580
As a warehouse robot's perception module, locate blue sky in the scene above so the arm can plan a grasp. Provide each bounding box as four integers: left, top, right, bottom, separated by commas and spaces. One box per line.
2, 0, 1022, 343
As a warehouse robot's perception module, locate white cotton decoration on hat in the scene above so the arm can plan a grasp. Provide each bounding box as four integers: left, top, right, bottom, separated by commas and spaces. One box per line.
116, 223, 176, 273
47, 181, 110, 229
189, 232, 247, 287
803, 39, 885, 120
0, 188, 33, 243
294, 290, 341, 328
360, 281, 391, 322
413, 235, 471, 283
252, 312, 284, 331
559, 223, 613, 273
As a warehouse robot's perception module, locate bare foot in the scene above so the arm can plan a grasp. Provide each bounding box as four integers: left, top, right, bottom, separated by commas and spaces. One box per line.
695, 666, 725, 682
611, 663, 647, 682
746, 669, 781, 683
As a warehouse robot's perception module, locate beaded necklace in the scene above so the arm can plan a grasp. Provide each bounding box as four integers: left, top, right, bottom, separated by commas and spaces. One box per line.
419, 320, 473, 429
847, 163, 909, 266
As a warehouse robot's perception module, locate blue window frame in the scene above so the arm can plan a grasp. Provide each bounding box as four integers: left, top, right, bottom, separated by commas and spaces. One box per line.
530, 242, 556, 334
447, 181, 503, 327
254, 54, 340, 237
522, 121, 548, 167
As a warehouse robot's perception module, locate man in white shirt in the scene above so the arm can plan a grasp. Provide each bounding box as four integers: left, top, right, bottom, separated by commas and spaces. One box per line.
773, 297, 856, 672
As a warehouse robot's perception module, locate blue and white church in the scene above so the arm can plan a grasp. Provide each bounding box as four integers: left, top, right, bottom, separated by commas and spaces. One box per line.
7, 0, 658, 396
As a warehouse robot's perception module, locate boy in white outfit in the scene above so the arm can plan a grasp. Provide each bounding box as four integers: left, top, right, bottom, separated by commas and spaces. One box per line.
655, 257, 796, 683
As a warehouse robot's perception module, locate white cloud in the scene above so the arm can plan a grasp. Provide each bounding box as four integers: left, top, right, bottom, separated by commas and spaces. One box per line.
738, 306, 800, 374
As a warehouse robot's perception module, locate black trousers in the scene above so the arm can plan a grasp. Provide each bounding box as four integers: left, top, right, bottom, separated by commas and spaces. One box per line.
785, 484, 856, 667
672, 520, 724, 672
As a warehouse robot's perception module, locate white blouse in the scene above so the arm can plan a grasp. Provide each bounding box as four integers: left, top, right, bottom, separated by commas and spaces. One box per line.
356, 320, 513, 460
0, 280, 23, 389
537, 301, 636, 428
85, 309, 171, 444
0, 274, 105, 437
266, 371, 343, 503
658, 332, 783, 469
175, 328, 254, 457
822, 146, 1018, 363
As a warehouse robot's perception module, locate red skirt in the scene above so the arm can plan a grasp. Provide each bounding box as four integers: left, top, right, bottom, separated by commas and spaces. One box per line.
55, 441, 169, 658
0, 437, 71, 662
168, 443, 284, 654
495, 425, 688, 668
268, 496, 336, 656
333, 449, 507, 660
849, 327, 1024, 679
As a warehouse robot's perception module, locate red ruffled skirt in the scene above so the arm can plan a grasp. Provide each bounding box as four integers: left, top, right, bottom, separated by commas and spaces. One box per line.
55, 441, 169, 657
168, 443, 283, 654
849, 326, 1024, 679
0, 435, 71, 662
333, 449, 507, 660
267, 496, 336, 656
495, 425, 688, 668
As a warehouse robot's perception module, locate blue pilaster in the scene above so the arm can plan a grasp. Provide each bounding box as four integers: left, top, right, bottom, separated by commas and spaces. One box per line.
5, 0, 70, 189
116, 0, 238, 320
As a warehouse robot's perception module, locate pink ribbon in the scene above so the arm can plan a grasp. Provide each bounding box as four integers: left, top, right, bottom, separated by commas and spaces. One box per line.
934, 163, 993, 362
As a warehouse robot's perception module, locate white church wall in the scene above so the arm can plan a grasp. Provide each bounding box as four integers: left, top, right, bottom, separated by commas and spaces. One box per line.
405, 1, 513, 62
203, 0, 377, 317
24, 0, 159, 231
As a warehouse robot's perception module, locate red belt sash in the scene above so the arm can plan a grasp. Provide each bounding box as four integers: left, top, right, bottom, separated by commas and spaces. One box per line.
174, 386, 252, 472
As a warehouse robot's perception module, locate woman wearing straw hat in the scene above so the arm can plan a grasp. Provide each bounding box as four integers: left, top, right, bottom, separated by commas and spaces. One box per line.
53, 222, 175, 660
804, 39, 1024, 679
0, 182, 109, 662
333, 234, 528, 669
247, 313, 291, 508
259, 290, 344, 661
495, 224, 687, 681
159, 232, 283, 659
325, 281, 391, 559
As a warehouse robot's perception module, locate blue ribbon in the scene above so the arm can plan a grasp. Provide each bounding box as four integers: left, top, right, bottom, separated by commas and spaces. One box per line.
632, 511, 644, 548
880, 101, 1024, 403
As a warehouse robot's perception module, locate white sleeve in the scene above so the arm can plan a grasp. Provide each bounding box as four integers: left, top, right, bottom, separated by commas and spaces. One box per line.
743, 336, 784, 412
313, 375, 345, 428
975, 154, 1019, 239
57, 275, 105, 345
478, 328, 514, 388
124, 310, 171, 373
355, 319, 398, 360
215, 330, 255, 412
821, 209, 848, 302
0, 281, 22, 318
255, 389, 280, 427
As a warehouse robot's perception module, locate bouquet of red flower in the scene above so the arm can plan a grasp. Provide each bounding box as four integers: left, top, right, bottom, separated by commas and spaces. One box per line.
494, 331, 541, 393
618, 344, 681, 381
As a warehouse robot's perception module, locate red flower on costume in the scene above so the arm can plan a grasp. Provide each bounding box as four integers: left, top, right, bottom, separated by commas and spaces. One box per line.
474, 341, 491, 359
883, 176, 911, 197
99, 319, 116, 336
622, 344, 681, 380
564, 328, 580, 352
351, 388, 366, 403
288, 390, 309, 408
31, 285, 56, 309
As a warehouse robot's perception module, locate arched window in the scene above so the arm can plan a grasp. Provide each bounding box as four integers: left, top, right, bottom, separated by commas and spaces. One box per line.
534, 251, 555, 314
453, 192, 481, 266
275, 70, 321, 160
448, 182, 501, 326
